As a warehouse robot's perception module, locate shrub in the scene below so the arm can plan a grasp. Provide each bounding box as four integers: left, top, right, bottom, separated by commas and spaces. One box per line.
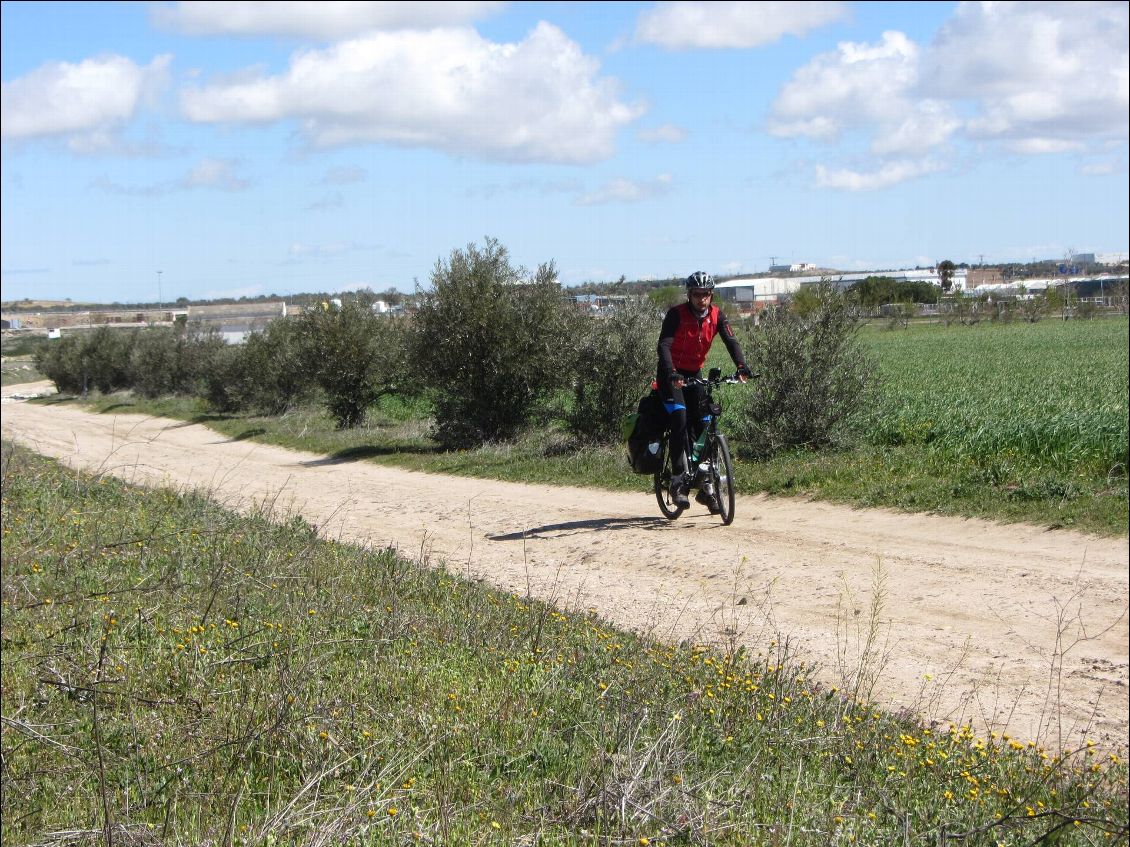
295, 300, 409, 428
648, 285, 683, 310
127, 326, 226, 399
199, 343, 248, 413
731, 283, 878, 457
128, 329, 180, 398
34, 333, 87, 394
1018, 293, 1048, 323
202, 319, 313, 415
85, 326, 136, 393
412, 237, 581, 447
34, 327, 136, 395
566, 299, 658, 441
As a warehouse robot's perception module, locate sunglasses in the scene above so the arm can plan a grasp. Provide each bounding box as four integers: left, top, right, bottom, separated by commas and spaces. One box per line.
689, 290, 713, 297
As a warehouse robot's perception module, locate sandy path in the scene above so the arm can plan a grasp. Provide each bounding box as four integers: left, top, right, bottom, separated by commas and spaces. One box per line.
3, 382, 1127, 753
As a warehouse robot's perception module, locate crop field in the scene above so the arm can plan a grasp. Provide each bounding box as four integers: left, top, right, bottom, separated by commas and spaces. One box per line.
2, 445, 1127, 846
858, 318, 1128, 476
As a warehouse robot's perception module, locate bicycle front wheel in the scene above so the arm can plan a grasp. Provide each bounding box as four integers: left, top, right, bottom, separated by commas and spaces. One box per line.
712, 434, 736, 525
654, 440, 685, 520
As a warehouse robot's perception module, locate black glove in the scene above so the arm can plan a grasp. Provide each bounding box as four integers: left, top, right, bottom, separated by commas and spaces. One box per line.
736, 365, 753, 379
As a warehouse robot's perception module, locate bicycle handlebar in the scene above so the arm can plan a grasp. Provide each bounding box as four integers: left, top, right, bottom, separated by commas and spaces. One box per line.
678, 370, 757, 388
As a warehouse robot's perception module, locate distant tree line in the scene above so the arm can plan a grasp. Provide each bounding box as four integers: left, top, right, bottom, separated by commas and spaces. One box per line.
846, 276, 941, 306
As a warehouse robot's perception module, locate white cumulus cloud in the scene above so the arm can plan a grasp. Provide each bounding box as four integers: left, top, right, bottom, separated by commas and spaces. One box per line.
576, 173, 673, 205
322, 165, 368, 185
179, 23, 642, 164
637, 123, 687, 143
1079, 160, 1119, 175
769, 30, 958, 155
153, 1, 504, 38
768, 2, 1128, 190
814, 159, 944, 192
182, 158, 250, 190
91, 157, 250, 195
922, 1, 1128, 146
636, 1, 847, 49
1, 54, 170, 146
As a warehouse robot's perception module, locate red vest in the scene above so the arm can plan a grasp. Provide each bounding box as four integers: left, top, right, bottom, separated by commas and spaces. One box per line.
670, 303, 719, 372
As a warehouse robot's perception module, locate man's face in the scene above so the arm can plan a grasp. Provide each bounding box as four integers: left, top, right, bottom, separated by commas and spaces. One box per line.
689, 289, 713, 305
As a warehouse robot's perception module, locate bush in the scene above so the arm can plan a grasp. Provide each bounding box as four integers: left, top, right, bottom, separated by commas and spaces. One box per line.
412, 237, 581, 447
202, 319, 313, 415
34, 333, 87, 394
127, 329, 180, 398
34, 327, 136, 395
731, 283, 878, 456
199, 343, 248, 413
295, 300, 409, 428
566, 299, 658, 441
127, 326, 226, 399
85, 326, 137, 393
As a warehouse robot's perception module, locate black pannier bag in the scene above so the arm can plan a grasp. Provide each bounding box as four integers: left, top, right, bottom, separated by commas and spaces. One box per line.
623, 389, 667, 474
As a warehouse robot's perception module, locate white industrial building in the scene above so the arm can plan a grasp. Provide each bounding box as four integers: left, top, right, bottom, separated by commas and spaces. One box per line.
715, 268, 968, 306
1091, 252, 1128, 266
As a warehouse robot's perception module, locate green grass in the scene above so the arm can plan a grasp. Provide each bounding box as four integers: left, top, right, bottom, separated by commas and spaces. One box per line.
0, 334, 50, 358
1, 356, 44, 387
860, 319, 1127, 474
3, 444, 1126, 846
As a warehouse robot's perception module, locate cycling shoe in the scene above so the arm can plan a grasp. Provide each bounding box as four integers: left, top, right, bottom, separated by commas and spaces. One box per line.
670, 477, 690, 509
695, 489, 720, 514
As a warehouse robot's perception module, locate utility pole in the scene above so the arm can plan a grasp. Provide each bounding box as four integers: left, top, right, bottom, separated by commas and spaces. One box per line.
157, 270, 163, 323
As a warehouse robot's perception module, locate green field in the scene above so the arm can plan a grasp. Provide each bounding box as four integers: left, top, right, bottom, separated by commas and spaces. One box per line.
860, 319, 1127, 475
0, 357, 43, 387
3, 445, 1126, 846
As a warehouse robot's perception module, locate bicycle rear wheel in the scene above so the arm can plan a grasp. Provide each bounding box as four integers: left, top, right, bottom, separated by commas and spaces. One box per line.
654, 439, 685, 520
712, 434, 736, 525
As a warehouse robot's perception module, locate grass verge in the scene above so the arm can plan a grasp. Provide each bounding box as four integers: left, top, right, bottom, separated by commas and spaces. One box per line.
1, 356, 44, 387
2, 443, 1127, 845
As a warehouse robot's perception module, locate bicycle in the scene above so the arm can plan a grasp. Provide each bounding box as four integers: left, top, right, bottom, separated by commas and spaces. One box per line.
654, 367, 747, 526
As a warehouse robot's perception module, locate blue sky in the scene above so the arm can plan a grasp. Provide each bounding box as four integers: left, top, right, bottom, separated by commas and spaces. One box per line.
2, 1, 1127, 304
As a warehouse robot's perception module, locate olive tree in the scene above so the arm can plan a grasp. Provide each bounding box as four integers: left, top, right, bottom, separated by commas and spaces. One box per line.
127, 326, 225, 399
34, 332, 90, 395
731, 282, 878, 457
202, 319, 313, 414
295, 300, 409, 428
566, 298, 658, 441
412, 238, 581, 447
34, 327, 135, 396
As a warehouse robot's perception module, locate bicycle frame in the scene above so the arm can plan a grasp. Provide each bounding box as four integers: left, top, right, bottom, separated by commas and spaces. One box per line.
680, 368, 735, 462
654, 367, 744, 523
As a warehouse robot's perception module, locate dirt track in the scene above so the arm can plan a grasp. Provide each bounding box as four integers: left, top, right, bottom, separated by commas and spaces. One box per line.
2, 381, 1127, 753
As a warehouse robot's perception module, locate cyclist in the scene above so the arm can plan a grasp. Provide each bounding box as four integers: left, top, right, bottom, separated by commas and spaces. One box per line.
657, 271, 751, 510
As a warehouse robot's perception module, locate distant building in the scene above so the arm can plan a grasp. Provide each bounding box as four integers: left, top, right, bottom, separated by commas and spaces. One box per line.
967, 268, 1003, 287
716, 267, 968, 307
768, 262, 818, 273
572, 294, 628, 313
1095, 252, 1129, 266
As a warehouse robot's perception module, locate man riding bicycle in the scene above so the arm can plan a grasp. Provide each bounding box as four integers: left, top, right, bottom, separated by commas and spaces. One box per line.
657, 271, 751, 510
